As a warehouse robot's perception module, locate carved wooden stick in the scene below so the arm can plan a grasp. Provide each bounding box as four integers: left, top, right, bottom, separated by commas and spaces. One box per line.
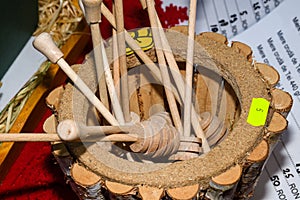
153, 11, 210, 153
112, 4, 121, 99
100, 4, 162, 81
145, 1, 210, 152
101, 38, 127, 124
56, 119, 139, 141
183, 0, 197, 137
0, 133, 137, 142
57, 112, 180, 158
33, 32, 119, 126
82, 0, 125, 124
138, 0, 147, 9
145, 0, 183, 133
101, 3, 209, 152
115, 0, 131, 122
100, 4, 179, 105
82, 0, 109, 110
0, 133, 61, 142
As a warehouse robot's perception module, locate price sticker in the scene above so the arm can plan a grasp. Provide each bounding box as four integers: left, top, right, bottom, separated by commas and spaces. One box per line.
247, 98, 270, 126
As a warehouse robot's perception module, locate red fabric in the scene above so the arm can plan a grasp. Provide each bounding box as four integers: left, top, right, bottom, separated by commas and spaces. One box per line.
0, 1, 187, 199
0, 110, 78, 200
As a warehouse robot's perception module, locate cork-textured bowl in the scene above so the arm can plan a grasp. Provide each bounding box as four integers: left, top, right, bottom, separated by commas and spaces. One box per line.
53, 28, 291, 199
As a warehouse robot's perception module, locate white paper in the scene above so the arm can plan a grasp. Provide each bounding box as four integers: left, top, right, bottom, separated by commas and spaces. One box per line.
232, 0, 300, 199
0, 37, 46, 111
162, 0, 284, 38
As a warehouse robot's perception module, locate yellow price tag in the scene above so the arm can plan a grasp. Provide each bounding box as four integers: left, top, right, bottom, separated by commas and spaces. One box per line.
126, 28, 153, 55
247, 98, 270, 126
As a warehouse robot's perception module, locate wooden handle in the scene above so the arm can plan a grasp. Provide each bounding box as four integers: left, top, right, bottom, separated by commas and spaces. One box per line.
0, 133, 61, 142
102, 3, 209, 152
100, 38, 126, 124
146, 0, 183, 133
115, 0, 131, 122
33, 32, 119, 126
0, 133, 137, 143
82, 0, 102, 24
57, 120, 80, 141
57, 119, 134, 141
183, 0, 197, 137
33, 32, 63, 63
56, 113, 179, 157
83, 0, 125, 124
145, 1, 210, 152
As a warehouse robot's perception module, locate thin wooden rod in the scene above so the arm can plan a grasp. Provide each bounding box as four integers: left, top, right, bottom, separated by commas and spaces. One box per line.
56, 119, 139, 141
183, 0, 198, 137
90, 23, 110, 110
59, 58, 119, 125
100, 4, 162, 82
100, 36, 126, 124
115, 0, 131, 122
0, 133, 137, 142
82, 0, 125, 124
33, 33, 119, 126
153, 6, 210, 152
100, 3, 210, 152
81, 0, 109, 109
112, 4, 121, 99
146, 0, 183, 133
0, 133, 61, 142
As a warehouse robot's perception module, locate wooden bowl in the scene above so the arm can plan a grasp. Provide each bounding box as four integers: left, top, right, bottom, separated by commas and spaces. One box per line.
47, 28, 292, 199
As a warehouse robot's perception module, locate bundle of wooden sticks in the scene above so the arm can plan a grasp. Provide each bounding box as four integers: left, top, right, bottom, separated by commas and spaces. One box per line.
1, 0, 227, 160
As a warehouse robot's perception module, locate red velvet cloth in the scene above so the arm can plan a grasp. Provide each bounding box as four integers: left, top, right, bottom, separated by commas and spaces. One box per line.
0, 109, 78, 200
0, 1, 188, 199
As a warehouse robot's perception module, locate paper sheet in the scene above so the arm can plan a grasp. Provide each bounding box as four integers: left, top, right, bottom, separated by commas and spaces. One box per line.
231, 0, 300, 198
162, 0, 284, 38
0, 37, 45, 111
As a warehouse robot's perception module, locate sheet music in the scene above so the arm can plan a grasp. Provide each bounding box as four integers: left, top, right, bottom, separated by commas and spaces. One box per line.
162, 0, 284, 38
231, 0, 300, 198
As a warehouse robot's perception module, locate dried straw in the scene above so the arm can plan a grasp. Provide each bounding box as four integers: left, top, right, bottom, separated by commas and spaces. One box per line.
33, 0, 83, 46
0, 62, 50, 133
